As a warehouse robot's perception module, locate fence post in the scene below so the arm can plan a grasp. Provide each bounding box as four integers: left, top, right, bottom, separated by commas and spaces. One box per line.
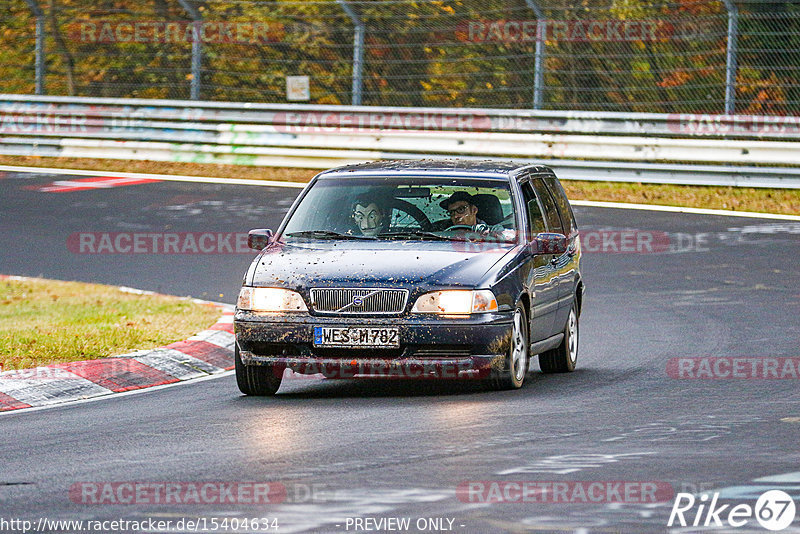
337, 0, 364, 106
23, 0, 45, 95
176, 0, 202, 100
524, 0, 545, 110
723, 0, 738, 114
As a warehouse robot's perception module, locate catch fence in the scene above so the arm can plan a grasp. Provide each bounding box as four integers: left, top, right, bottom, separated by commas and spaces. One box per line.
3, 0, 800, 115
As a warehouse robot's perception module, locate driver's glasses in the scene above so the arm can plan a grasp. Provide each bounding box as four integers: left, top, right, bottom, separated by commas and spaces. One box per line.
446, 204, 469, 217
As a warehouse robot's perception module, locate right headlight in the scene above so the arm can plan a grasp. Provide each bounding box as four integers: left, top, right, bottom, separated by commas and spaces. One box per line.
411, 290, 498, 315
237, 287, 308, 313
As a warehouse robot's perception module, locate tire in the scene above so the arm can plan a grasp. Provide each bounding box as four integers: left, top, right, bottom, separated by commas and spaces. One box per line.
235, 343, 282, 395
490, 302, 529, 390
539, 297, 579, 373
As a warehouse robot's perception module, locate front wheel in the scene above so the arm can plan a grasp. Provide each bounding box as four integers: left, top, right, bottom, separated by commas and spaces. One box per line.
490, 302, 529, 390
235, 343, 282, 395
539, 299, 579, 373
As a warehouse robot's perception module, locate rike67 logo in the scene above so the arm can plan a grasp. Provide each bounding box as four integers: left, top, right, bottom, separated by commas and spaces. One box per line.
668, 490, 797, 531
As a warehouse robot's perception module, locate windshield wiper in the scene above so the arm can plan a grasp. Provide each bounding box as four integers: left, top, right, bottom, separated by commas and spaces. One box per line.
285, 230, 376, 240
378, 230, 452, 241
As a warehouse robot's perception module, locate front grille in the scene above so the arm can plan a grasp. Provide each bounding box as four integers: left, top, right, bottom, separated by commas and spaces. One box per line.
310, 288, 408, 315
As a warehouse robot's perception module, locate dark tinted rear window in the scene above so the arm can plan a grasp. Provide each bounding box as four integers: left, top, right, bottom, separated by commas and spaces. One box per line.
530, 178, 564, 235
544, 177, 576, 236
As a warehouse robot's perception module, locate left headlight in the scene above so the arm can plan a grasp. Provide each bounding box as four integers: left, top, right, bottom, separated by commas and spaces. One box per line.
411, 289, 498, 315
237, 287, 308, 312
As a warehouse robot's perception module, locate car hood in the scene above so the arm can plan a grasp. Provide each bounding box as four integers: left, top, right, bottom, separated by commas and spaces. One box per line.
250, 239, 515, 289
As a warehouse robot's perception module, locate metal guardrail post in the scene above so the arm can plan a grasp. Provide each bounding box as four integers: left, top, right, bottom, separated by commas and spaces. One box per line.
23, 0, 45, 95
176, 0, 202, 100
337, 0, 364, 106
524, 0, 545, 110
723, 0, 739, 115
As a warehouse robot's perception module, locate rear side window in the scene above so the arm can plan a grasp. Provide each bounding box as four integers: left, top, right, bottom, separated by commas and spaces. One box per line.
544, 177, 577, 236
530, 178, 564, 235
520, 181, 547, 235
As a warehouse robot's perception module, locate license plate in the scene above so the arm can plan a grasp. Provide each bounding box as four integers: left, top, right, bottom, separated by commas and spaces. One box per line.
313, 327, 399, 348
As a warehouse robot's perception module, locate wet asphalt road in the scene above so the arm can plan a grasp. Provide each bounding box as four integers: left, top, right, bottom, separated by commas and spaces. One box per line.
1, 169, 799, 533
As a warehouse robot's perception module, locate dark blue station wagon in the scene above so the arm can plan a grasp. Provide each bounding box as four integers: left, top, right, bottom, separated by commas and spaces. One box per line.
234, 160, 585, 394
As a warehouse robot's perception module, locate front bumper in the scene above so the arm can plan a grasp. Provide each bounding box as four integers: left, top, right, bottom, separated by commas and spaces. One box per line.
234, 310, 513, 378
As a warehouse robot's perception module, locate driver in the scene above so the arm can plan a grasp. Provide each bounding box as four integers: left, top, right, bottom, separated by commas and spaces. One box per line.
439, 191, 503, 235
351, 195, 388, 236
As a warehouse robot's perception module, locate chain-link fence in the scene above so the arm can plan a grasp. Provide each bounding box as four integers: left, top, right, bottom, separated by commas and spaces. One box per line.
2, 0, 799, 114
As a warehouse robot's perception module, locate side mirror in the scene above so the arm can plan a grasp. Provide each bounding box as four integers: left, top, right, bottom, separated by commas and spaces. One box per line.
530, 232, 567, 255
247, 229, 273, 250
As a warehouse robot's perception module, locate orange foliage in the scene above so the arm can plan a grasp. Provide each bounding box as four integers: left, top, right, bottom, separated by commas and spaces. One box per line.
741, 73, 788, 115
657, 70, 692, 88
671, 0, 723, 16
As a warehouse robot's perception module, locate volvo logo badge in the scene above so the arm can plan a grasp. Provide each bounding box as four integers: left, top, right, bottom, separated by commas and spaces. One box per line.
352, 296, 363, 306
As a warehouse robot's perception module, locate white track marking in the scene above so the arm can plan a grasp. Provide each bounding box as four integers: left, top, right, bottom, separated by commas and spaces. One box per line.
0, 164, 307, 188
3, 164, 798, 219
571, 200, 800, 221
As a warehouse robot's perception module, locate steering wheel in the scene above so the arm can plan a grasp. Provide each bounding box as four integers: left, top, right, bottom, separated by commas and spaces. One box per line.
443, 224, 489, 242
389, 198, 432, 231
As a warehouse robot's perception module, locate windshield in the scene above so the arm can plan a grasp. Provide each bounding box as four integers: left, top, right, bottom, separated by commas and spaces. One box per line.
281, 176, 518, 243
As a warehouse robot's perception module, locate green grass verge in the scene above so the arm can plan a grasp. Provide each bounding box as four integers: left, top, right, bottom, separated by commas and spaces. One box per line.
0, 277, 222, 371
1, 155, 798, 215
561, 181, 800, 216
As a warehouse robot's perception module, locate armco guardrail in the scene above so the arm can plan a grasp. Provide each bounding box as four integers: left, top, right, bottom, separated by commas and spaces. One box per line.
2, 94, 800, 188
